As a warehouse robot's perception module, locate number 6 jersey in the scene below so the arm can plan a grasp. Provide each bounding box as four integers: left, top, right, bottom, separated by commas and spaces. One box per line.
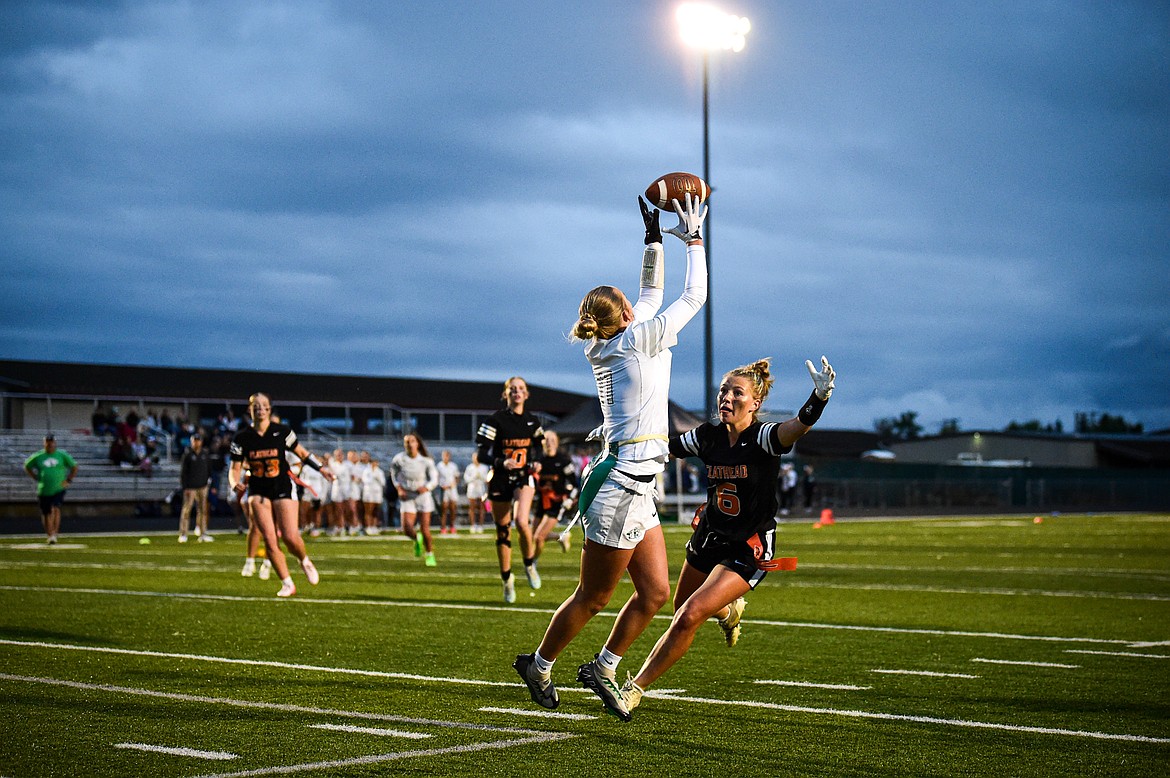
669, 421, 792, 543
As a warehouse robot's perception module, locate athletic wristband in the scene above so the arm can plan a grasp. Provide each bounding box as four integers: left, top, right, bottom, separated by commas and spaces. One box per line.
304, 454, 324, 472
641, 244, 664, 289
797, 390, 828, 426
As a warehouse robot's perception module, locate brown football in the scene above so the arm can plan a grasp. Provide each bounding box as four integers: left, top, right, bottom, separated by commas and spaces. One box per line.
644, 172, 709, 210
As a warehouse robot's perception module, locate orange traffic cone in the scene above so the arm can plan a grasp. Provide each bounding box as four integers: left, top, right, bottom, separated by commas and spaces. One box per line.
820, 508, 835, 526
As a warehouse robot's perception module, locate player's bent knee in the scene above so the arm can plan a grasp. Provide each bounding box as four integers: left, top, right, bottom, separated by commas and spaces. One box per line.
495, 524, 512, 548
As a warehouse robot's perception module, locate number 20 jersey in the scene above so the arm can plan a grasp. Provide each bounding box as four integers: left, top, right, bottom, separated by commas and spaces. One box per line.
669, 421, 792, 543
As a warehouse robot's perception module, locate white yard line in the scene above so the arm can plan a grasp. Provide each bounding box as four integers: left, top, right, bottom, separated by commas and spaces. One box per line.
971, 658, 1080, 669
754, 679, 872, 690
871, 669, 980, 679
1065, 649, 1170, 660
308, 723, 431, 739
114, 742, 238, 760
1, 584, 1159, 647
478, 706, 596, 721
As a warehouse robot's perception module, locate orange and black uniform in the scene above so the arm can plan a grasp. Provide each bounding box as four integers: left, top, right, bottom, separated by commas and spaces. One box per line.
230, 423, 299, 501
476, 410, 544, 502
536, 450, 578, 519
670, 421, 792, 588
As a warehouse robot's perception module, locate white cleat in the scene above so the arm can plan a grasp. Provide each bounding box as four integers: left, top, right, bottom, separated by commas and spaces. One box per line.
258, 559, 273, 580
241, 558, 256, 577
503, 576, 516, 603
301, 558, 320, 585
276, 580, 296, 598
525, 563, 542, 590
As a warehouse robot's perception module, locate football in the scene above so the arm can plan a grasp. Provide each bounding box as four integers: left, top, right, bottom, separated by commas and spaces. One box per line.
644, 172, 709, 211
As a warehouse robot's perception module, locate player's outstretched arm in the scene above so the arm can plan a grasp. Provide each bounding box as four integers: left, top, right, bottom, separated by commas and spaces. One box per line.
776, 356, 837, 447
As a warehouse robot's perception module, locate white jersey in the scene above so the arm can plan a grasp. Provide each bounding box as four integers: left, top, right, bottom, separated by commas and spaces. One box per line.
298, 463, 327, 502
436, 460, 459, 489
390, 452, 438, 494
585, 242, 706, 476
361, 465, 387, 503
463, 462, 489, 500
330, 458, 353, 501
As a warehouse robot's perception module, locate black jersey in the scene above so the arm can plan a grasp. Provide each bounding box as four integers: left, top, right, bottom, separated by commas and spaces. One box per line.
670, 421, 792, 543
537, 450, 578, 515
230, 423, 299, 494
476, 409, 545, 474
538, 451, 578, 498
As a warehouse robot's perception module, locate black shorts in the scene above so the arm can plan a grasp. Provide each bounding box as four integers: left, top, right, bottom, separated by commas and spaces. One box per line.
38, 491, 66, 516
487, 471, 533, 502
247, 476, 295, 501
685, 529, 768, 589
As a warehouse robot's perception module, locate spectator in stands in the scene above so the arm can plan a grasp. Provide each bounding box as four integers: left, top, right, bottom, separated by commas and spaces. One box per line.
778, 462, 796, 516
178, 433, 213, 543
801, 464, 818, 512
24, 434, 78, 545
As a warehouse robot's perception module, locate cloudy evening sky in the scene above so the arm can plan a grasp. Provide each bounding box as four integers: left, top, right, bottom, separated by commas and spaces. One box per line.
1, 1, 1167, 433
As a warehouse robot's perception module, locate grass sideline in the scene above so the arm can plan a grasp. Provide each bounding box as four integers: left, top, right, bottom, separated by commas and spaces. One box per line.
1, 513, 1168, 776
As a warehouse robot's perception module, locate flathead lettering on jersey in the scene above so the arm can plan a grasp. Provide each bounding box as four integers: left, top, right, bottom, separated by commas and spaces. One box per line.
707, 464, 749, 480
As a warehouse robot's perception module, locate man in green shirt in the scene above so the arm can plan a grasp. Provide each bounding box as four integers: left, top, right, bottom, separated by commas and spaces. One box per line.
24, 434, 78, 545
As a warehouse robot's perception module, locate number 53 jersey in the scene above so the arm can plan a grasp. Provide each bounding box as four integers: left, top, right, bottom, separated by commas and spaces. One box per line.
230, 423, 299, 493
669, 421, 792, 543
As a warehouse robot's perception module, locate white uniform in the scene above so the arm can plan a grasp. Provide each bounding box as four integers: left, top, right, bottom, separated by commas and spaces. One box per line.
350, 460, 369, 498
582, 241, 706, 548
330, 458, 353, 502
362, 465, 387, 504
436, 460, 459, 502
390, 452, 438, 514
463, 462, 489, 500
298, 463, 328, 502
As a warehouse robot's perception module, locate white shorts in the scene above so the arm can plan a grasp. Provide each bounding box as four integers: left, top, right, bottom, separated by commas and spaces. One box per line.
582, 469, 660, 550
440, 486, 457, 503
400, 491, 436, 515
330, 481, 353, 502
466, 482, 486, 500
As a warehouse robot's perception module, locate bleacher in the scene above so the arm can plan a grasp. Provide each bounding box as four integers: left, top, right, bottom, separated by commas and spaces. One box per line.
0, 431, 177, 503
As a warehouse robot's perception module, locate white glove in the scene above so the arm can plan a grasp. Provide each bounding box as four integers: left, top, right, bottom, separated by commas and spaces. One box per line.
666, 193, 707, 243
806, 355, 835, 400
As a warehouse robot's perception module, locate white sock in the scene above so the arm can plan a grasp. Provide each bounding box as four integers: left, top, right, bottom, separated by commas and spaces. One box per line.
533, 650, 554, 675
598, 647, 622, 673
282, 576, 294, 586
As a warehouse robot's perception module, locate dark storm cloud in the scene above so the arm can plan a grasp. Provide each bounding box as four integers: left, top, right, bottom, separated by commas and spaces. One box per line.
1, 1, 1166, 433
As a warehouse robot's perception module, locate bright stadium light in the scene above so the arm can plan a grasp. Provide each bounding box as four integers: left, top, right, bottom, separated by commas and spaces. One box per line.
677, 3, 750, 417
677, 3, 751, 52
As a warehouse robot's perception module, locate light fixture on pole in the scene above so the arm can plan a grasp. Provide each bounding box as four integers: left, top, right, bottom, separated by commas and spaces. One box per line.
677, 3, 750, 418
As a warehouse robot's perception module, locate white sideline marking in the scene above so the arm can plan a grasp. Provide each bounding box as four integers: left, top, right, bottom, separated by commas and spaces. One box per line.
642, 692, 1170, 744
309, 723, 430, 739
0, 672, 560, 736
1, 584, 1156, 648
114, 742, 237, 760
0, 638, 589, 695
872, 669, 980, 679
478, 706, 596, 721
755, 679, 872, 691
6, 543, 87, 550
780, 580, 1170, 602
1066, 650, 1170, 660
753, 619, 1137, 646
971, 658, 1080, 669
1128, 640, 1170, 648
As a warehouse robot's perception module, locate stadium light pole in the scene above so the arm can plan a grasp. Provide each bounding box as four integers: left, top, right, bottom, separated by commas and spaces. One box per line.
677, 3, 750, 418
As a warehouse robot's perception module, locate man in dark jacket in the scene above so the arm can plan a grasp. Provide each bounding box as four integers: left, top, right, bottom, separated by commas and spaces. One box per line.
179, 433, 213, 542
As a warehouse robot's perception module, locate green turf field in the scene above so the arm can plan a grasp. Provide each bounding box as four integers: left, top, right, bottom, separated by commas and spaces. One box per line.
1, 513, 1168, 776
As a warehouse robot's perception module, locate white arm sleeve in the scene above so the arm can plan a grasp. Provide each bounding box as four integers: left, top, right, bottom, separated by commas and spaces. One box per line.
658, 242, 707, 335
